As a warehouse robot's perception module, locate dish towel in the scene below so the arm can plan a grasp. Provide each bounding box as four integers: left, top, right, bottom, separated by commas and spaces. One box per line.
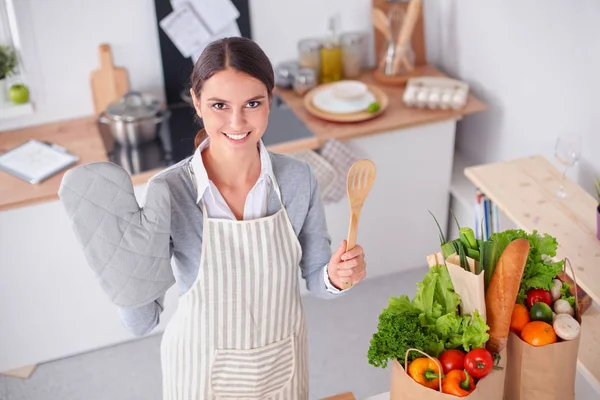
290, 150, 338, 202
317, 139, 361, 204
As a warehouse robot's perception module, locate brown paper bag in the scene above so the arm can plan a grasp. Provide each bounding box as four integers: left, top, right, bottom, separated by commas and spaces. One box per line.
390, 347, 507, 400
444, 253, 487, 322
504, 331, 580, 400
504, 258, 582, 400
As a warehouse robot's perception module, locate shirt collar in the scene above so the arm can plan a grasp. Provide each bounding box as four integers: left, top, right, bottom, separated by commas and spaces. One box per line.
189, 136, 275, 204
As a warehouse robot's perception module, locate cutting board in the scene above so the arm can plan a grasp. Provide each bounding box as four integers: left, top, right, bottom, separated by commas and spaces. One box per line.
90, 44, 129, 115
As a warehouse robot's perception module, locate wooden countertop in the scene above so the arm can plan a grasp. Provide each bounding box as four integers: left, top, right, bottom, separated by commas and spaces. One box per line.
272, 65, 487, 153
0, 117, 108, 211
464, 154, 600, 388
0, 65, 486, 212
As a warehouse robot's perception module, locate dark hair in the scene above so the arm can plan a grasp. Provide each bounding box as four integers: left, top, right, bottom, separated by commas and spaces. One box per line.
191, 37, 274, 148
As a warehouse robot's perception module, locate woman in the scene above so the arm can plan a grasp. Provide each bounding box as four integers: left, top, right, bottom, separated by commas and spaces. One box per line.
59, 37, 366, 400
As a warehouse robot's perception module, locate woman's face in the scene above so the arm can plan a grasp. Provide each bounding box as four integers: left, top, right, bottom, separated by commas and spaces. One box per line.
191, 68, 271, 153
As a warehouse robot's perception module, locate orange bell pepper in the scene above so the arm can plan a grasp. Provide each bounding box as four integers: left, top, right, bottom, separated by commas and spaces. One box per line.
407, 357, 443, 390
442, 369, 476, 397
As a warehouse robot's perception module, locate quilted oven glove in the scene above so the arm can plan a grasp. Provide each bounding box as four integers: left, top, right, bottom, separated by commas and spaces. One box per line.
58, 162, 175, 307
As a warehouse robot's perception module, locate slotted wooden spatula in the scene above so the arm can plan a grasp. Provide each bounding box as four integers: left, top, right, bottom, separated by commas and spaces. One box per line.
341, 159, 376, 289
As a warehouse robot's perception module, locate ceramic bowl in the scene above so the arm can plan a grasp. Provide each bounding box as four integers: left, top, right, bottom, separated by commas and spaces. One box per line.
331, 80, 368, 100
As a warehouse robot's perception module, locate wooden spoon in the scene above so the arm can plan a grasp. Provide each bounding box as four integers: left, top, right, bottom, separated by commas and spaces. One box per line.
341, 159, 376, 289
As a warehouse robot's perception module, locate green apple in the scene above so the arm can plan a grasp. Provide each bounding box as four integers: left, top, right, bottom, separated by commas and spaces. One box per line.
8, 83, 29, 104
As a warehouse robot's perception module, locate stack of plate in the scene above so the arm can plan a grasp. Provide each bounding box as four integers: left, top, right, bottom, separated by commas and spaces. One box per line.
304, 80, 388, 123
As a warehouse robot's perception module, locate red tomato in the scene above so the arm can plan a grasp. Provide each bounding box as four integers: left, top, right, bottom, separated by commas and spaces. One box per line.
439, 349, 466, 374
526, 288, 553, 309
464, 348, 493, 379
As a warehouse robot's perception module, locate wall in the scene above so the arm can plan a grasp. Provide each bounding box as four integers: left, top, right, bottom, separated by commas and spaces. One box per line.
0, 0, 372, 132
423, 0, 600, 195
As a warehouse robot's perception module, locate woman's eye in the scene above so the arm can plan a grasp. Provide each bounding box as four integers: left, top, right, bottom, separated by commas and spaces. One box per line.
212, 103, 226, 110
247, 101, 261, 108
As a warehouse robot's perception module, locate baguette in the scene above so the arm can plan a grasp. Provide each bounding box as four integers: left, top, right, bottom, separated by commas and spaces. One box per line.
485, 238, 530, 354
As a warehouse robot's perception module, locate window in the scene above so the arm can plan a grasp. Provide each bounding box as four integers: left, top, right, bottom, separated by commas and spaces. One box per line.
0, 0, 33, 118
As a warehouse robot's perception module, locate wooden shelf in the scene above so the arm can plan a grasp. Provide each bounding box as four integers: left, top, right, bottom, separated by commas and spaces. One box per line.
464, 154, 600, 389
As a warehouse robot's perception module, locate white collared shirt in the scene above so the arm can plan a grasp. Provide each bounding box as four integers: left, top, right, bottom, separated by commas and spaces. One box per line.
190, 137, 345, 294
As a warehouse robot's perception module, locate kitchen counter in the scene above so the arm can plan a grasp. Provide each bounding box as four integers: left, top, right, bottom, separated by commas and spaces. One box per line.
274, 65, 487, 153
0, 65, 485, 212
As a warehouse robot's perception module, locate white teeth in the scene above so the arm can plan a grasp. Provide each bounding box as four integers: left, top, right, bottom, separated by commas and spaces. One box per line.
225, 132, 250, 140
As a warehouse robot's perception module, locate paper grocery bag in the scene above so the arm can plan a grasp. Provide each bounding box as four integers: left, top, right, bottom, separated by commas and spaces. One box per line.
504, 330, 581, 400
505, 257, 582, 400
445, 254, 487, 322
389, 347, 507, 400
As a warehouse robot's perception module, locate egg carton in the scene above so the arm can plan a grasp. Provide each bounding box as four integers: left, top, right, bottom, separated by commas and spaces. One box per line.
402, 77, 469, 110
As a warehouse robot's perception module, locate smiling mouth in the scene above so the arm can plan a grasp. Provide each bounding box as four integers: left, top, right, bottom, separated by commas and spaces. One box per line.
223, 132, 251, 141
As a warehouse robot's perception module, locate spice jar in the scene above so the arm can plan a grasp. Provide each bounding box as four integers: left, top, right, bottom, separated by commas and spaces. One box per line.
293, 68, 318, 96
275, 60, 300, 89
297, 38, 322, 75
340, 32, 367, 79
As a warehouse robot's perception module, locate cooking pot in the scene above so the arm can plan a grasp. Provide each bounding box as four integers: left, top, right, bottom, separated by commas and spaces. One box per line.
99, 91, 170, 147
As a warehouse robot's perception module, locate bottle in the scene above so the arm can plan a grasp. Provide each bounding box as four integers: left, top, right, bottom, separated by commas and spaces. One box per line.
320, 15, 343, 83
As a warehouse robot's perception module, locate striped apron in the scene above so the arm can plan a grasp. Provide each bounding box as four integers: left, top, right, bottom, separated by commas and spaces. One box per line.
160, 174, 308, 399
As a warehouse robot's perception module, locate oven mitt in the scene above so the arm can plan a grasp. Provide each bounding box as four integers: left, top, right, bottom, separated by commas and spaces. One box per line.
58, 162, 175, 307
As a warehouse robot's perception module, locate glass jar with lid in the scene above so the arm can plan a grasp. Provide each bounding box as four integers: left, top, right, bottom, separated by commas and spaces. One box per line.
340, 31, 367, 79
293, 68, 318, 96
298, 38, 322, 76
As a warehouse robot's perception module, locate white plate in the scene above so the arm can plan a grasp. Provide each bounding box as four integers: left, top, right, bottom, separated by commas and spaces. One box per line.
311, 87, 376, 114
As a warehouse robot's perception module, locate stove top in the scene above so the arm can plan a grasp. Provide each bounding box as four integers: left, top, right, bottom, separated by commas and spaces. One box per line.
102, 94, 315, 176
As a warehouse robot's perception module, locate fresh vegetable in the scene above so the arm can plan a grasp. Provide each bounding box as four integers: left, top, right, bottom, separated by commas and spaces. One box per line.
464, 348, 494, 379
439, 349, 466, 374
367, 305, 440, 368
442, 369, 476, 397
529, 302, 553, 324
560, 281, 577, 311
526, 288, 553, 308
550, 279, 562, 302
482, 239, 501, 292
485, 238, 530, 354
520, 321, 557, 346
487, 229, 563, 305
367, 101, 381, 113
510, 303, 530, 334
412, 265, 488, 352
430, 212, 480, 271
553, 314, 580, 341
407, 357, 443, 390
368, 265, 490, 369
553, 299, 574, 317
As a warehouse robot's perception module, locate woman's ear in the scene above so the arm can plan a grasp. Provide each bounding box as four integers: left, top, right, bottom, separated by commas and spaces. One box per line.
268, 88, 275, 108
190, 89, 202, 118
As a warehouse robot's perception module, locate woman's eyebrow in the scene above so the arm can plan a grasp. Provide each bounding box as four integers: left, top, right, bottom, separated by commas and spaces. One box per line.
206, 95, 266, 102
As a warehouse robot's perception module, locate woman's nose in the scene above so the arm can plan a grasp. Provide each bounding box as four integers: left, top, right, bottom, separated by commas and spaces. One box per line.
229, 110, 246, 131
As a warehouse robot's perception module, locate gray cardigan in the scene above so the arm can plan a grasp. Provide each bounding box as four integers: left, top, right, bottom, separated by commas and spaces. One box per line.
116, 151, 343, 336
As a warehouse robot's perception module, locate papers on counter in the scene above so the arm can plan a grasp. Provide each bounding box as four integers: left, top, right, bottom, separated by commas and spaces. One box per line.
161, 0, 242, 62
0, 140, 79, 184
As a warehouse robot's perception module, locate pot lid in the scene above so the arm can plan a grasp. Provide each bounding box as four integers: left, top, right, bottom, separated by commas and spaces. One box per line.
106, 92, 162, 121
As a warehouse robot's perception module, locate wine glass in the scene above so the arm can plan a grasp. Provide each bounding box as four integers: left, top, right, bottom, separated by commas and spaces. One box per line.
554, 135, 582, 198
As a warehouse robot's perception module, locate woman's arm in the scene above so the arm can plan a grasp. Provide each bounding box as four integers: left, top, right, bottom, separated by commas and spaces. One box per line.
117, 296, 165, 336
297, 164, 349, 299
58, 162, 176, 308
